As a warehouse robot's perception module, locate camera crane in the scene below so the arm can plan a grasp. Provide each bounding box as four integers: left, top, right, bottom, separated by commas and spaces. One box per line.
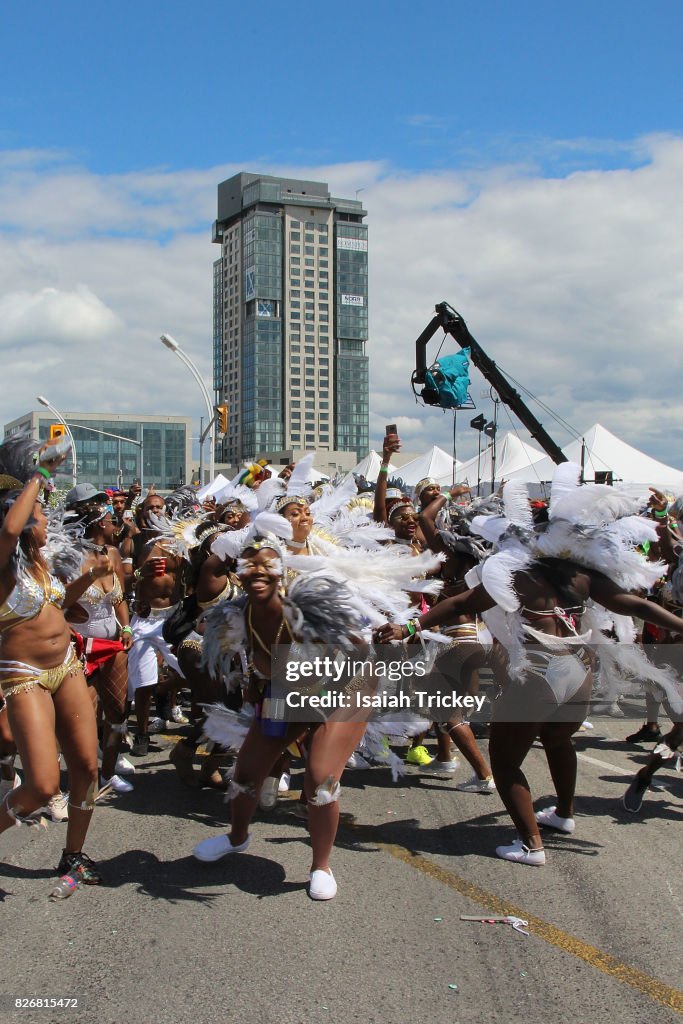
412, 301, 567, 466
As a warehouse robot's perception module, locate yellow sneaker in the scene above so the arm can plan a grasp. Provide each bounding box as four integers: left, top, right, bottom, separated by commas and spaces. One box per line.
405, 744, 433, 767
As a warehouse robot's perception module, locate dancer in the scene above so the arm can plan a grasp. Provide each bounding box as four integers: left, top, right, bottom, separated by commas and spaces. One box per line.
377, 466, 683, 864
61, 486, 133, 794
193, 531, 369, 900
0, 437, 109, 883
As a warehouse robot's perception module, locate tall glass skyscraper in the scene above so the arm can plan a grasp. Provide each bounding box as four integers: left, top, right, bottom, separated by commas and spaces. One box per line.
212, 173, 369, 466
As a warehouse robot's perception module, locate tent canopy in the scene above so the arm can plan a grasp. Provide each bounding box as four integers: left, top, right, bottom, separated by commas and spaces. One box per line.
396, 445, 461, 487
450, 433, 546, 490
504, 423, 683, 495
351, 450, 397, 483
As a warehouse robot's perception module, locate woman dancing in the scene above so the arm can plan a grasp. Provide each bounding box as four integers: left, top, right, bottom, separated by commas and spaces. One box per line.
193, 533, 369, 900
377, 467, 683, 864
61, 488, 133, 794
0, 437, 112, 882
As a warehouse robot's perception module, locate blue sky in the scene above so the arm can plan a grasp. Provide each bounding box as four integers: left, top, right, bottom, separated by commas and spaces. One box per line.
1, 1, 683, 470
3, 1, 681, 175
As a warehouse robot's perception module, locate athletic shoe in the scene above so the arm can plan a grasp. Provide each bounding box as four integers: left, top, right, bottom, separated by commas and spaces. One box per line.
33, 791, 69, 823
57, 849, 102, 884
423, 758, 459, 776
495, 840, 545, 866
309, 868, 337, 900
101, 774, 134, 794
147, 716, 165, 734
625, 724, 663, 745
345, 751, 371, 770
278, 772, 291, 793
169, 706, 189, 725
405, 745, 434, 767
622, 774, 649, 813
456, 773, 496, 793
131, 735, 149, 757
114, 754, 136, 776
535, 805, 575, 834
258, 776, 279, 810
607, 701, 624, 718
193, 833, 251, 862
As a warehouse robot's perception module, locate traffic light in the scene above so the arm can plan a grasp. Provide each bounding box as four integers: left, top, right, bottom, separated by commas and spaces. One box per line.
49, 423, 66, 440
216, 404, 228, 434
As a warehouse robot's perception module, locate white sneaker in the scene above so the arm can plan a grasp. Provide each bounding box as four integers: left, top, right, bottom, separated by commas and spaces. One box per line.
278, 772, 291, 793
33, 791, 69, 823
535, 805, 575, 834
147, 716, 165, 734
456, 773, 496, 793
193, 833, 251, 862
170, 706, 189, 725
345, 751, 371, 770
101, 774, 134, 794
423, 758, 459, 776
309, 868, 337, 900
495, 839, 545, 865
115, 754, 136, 776
259, 776, 279, 810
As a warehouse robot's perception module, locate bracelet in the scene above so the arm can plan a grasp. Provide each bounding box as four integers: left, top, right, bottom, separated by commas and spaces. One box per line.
133, 568, 143, 580
405, 620, 416, 637
654, 509, 668, 518
120, 626, 133, 636
379, 465, 389, 474
34, 467, 51, 481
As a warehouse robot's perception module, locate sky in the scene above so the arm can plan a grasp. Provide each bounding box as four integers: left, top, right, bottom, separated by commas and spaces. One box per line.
1, 0, 682, 468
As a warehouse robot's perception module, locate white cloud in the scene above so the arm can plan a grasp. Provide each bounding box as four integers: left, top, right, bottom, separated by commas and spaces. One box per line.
1, 138, 682, 469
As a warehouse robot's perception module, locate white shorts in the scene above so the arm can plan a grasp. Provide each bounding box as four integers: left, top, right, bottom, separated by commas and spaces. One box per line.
127, 606, 184, 697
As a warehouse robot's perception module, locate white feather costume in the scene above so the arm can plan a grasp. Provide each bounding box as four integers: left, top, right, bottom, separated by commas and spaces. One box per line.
466, 464, 682, 706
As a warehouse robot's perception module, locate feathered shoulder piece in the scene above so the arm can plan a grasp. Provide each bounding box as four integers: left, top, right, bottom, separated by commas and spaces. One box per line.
284, 572, 365, 651
201, 596, 248, 680
146, 511, 216, 560
44, 502, 86, 581
0, 435, 40, 490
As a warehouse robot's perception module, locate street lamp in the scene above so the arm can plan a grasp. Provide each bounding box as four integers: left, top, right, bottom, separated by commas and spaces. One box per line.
160, 334, 215, 485
66, 422, 144, 492
36, 395, 77, 487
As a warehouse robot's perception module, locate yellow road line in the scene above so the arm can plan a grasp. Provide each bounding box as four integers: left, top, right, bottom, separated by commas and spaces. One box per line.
371, 838, 683, 1015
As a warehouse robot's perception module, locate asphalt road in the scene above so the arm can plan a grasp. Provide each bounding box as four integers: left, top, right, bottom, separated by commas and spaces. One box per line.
1, 708, 682, 1024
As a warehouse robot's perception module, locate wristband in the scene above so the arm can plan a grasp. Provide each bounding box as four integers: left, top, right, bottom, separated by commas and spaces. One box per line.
34, 466, 51, 481
405, 620, 416, 637
120, 626, 133, 636
379, 465, 389, 474
654, 509, 668, 518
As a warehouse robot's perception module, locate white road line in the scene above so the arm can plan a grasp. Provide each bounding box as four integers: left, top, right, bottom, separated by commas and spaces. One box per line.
577, 751, 630, 774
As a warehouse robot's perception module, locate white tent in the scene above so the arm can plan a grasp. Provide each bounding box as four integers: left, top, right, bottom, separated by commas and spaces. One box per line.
504, 423, 683, 495
351, 450, 397, 482
396, 445, 461, 487
451, 433, 546, 490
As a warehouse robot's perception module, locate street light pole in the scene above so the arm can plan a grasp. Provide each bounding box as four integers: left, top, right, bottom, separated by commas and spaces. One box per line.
36, 395, 77, 487
160, 334, 215, 485
65, 422, 144, 491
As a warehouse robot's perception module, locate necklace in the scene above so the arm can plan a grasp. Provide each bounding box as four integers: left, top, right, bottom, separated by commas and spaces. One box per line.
247, 604, 290, 658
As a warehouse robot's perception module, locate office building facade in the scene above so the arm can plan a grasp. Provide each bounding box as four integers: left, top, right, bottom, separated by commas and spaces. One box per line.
3, 411, 192, 492
212, 173, 369, 467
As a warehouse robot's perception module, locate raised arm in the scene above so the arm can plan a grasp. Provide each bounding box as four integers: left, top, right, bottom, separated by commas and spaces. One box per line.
0, 442, 66, 572
373, 432, 401, 525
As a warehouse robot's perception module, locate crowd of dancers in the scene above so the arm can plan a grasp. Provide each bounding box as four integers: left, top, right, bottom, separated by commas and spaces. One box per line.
0, 429, 681, 899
